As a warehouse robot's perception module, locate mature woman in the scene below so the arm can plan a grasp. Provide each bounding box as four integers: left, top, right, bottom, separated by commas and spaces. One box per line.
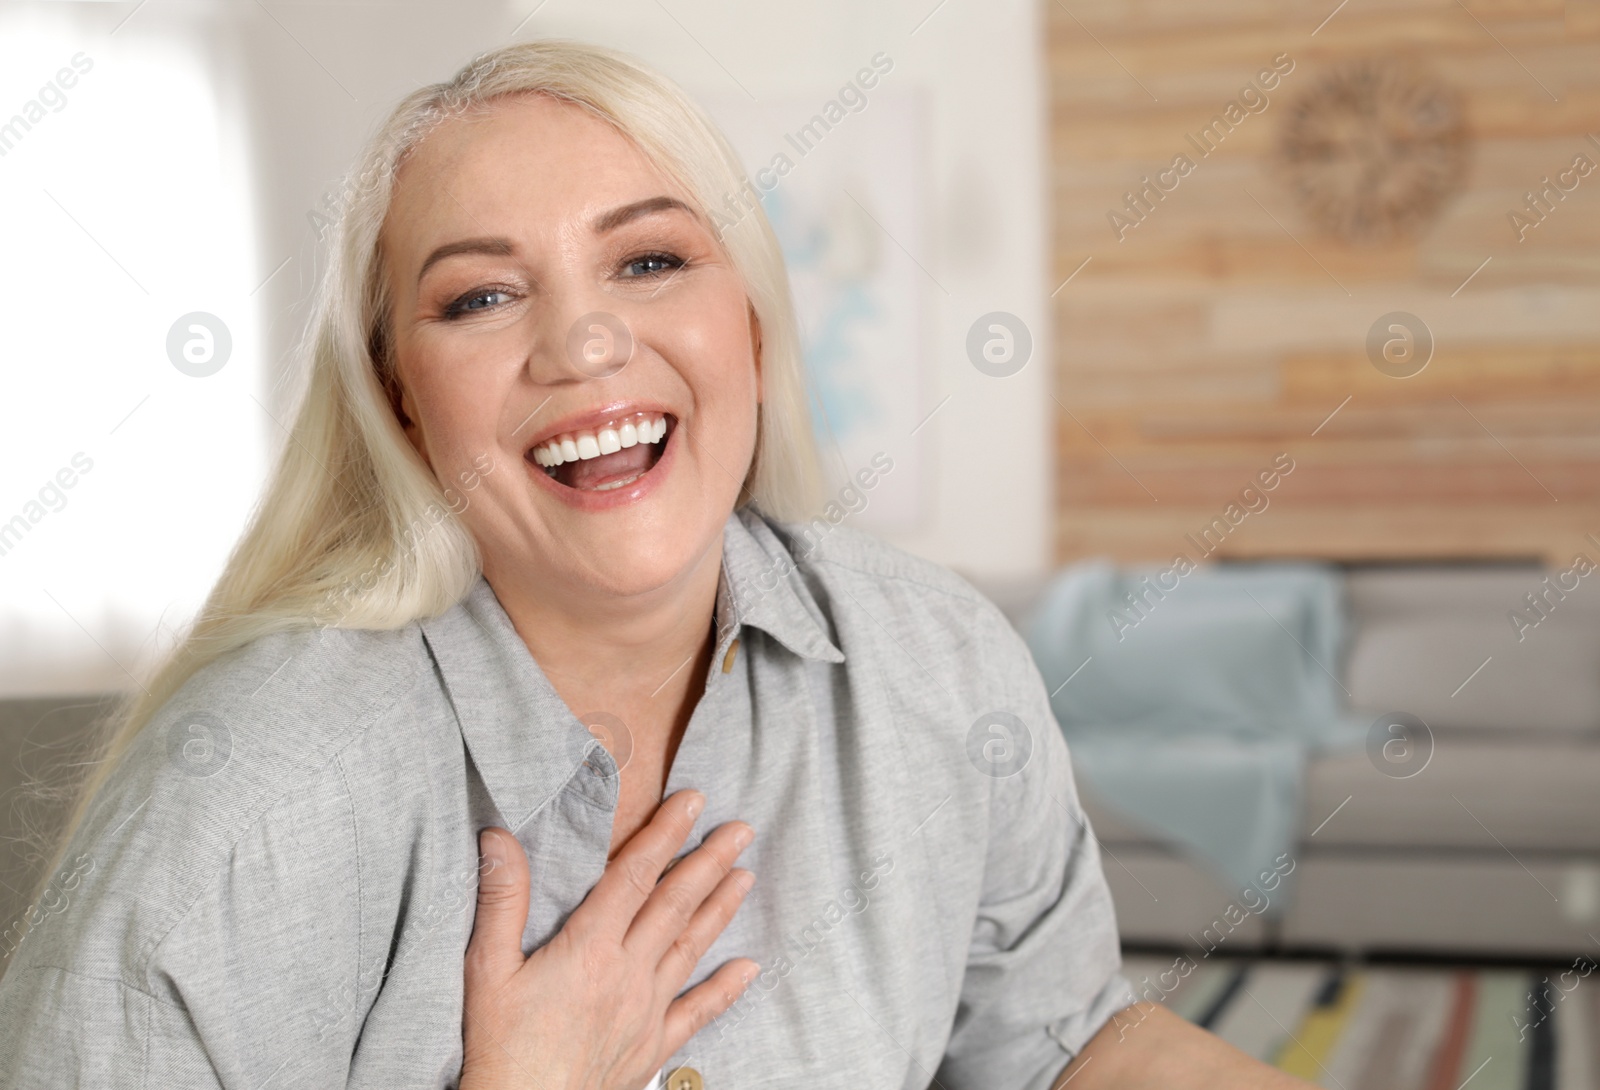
0, 39, 1309, 1090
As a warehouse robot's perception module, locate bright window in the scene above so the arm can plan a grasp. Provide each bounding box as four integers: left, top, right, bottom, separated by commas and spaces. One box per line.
0, 6, 265, 697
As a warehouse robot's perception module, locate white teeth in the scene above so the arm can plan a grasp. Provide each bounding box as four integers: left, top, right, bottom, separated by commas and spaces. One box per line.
530, 412, 669, 467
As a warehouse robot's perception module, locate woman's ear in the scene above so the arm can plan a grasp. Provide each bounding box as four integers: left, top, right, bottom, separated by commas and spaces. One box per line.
749, 302, 765, 403
391, 373, 430, 468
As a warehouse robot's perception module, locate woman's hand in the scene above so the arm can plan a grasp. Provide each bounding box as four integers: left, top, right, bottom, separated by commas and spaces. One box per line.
457, 788, 759, 1090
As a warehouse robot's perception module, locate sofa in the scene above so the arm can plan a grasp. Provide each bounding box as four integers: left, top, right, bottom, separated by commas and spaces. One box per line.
0, 692, 118, 972
970, 563, 1600, 961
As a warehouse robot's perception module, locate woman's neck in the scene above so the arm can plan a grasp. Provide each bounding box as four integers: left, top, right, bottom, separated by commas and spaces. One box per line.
485, 543, 724, 757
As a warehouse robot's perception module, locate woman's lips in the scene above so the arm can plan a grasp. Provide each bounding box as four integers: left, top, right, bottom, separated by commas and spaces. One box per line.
523, 415, 677, 509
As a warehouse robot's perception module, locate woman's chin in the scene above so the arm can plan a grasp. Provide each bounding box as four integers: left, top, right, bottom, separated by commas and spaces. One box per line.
555, 536, 713, 602
489, 417, 750, 603
494, 499, 726, 603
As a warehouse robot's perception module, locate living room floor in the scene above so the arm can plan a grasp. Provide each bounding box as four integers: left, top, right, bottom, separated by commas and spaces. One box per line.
1121, 951, 1600, 1088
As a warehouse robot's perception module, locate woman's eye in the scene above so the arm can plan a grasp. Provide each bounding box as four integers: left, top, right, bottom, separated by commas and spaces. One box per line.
444, 289, 513, 318
623, 251, 684, 278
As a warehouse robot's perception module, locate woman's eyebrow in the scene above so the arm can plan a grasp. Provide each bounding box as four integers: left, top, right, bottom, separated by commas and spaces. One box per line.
415, 198, 696, 284
591, 195, 696, 233
417, 237, 517, 283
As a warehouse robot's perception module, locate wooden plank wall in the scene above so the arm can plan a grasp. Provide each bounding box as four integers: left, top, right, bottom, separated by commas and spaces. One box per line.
1046, 0, 1600, 565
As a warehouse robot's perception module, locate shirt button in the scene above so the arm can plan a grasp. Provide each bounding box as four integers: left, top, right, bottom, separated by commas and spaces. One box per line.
665, 1066, 704, 1090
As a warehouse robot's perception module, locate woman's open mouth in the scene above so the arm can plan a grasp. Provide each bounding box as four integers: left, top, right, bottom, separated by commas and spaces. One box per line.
526, 410, 673, 493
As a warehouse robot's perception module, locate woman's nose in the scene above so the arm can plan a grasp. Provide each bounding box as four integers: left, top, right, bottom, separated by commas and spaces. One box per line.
523, 297, 635, 385
565, 310, 633, 380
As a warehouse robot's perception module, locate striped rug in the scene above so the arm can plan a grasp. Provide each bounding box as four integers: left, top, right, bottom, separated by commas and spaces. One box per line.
1121, 953, 1600, 1088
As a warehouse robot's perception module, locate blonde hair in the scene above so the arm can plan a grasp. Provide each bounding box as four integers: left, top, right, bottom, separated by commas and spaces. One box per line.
19, 37, 822, 938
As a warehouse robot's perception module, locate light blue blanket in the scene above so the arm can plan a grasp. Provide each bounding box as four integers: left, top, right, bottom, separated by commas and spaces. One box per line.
1023, 560, 1367, 916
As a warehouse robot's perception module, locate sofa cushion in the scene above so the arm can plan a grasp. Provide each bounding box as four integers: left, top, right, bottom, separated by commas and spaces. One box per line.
1301, 737, 1600, 851
1088, 736, 1600, 853
1344, 567, 1600, 734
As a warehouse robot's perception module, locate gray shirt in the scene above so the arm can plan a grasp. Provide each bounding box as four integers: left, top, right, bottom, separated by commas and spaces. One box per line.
0, 508, 1133, 1089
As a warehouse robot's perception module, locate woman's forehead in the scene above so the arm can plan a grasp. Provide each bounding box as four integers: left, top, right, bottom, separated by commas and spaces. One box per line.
389, 95, 681, 230
379, 95, 706, 287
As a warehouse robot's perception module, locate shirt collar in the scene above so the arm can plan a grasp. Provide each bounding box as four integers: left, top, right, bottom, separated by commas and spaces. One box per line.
718, 506, 846, 666
416, 508, 843, 832
417, 576, 589, 834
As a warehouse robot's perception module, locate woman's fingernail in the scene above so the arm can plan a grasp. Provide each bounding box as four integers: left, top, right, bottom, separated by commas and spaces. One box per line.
685, 791, 704, 819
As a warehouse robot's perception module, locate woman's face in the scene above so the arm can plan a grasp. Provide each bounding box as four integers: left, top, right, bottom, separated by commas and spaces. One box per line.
381, 92, 761, 603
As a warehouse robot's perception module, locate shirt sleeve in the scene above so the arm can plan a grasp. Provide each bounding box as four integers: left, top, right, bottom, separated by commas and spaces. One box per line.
0, 963, 226, 1087
935, 604, 1138, 1090
0, 747, 367, 1089
135, 802, 369, 1087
